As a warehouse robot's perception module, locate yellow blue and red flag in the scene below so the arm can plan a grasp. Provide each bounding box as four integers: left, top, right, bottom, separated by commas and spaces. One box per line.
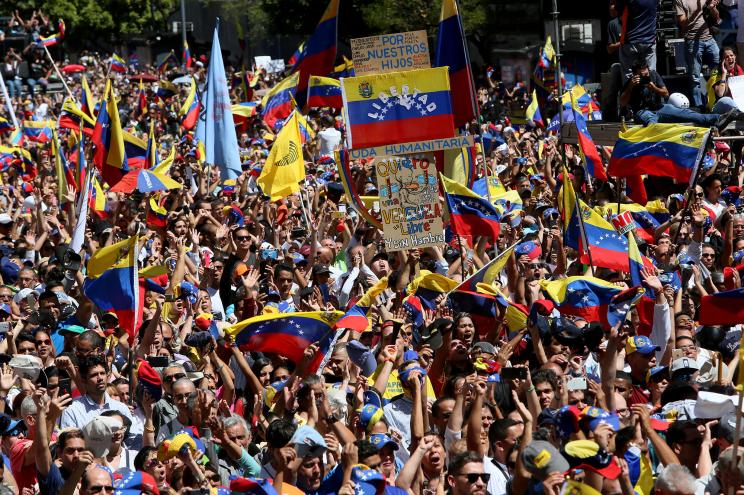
182, 39, 192, 69
123, 131, 148, 169
307, 75, 342, 109
561, 169, 630, 272
157, 50, 178, 74
406, 271, 459, 310
81, 75, 97, 119
571, 99, 607, 182
232, 102, 259, 133
22, 120, 53, 143
700, 288, 744, 326
262, 72, 299, 130
179, 77, 200, 132
83, 236, 139, 341
540, 276, 623, 328
441, 174, 501, 240
608, 124, 709, 184
335, 278, 388, 332
110, 54, 127, 74
525, 90, 543, 127
137, 79, 147, 116
604, 203, 661, 244
341, 67, 455, 149
435, 0, 476, 127
628, 231, 656, 334
92, 80, 129, 187
145, 121, 159, 169
226, 311, 344, 373
146, 197, 168, 228
37, 19, 65, 47
294, 0, 339, 103
0, 117, 15, 134
287, 41, 305, 68
459, 244, 516, 293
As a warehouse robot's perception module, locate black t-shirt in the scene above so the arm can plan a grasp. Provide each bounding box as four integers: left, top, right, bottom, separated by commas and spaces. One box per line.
623, 71, 666, 114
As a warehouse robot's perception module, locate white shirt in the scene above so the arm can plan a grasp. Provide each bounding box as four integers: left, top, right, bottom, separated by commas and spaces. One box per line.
483, 455, 510, 495
317, 127, 342, 157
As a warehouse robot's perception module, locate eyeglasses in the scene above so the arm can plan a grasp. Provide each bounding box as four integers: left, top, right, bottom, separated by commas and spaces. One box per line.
235, 235, 250, 241
677, 344, 697, 352
35, 339, 51, 346
145, 458, 164, 468
164, 373, 186, 383
456, 473, 490, 484
701, 253, 715, 259
528, 263, 542, 269
88, 486, 114, 493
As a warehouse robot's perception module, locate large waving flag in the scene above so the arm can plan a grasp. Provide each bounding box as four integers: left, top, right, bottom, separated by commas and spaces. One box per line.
262, 72, 299, 130
561, 169, 630, 272
335, 278, 388, 332
179, 77, 200, 131
608, 124, 709, 183
145, 121, 159, 170
435, 0, 476, 127
441, 173, 501, 240
307, 75, 342, 109
406, 271, 459, 310
525, 90, 543, 127
341, 67, 455, 149
52, 130, 75, 204
194, 21, 241, 180
440, 146, 477, 189
83, 236, 139, 342
571, 100, 607, 182
540, 276, 623, 328
37, 19, 65, 47
256, 111, 304, 200
226, 311, 344, 373
92, 80, 129, 187
294, 0, 339, 103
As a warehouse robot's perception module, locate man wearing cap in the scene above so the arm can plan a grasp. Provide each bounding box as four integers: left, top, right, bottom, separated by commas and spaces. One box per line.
624, 336, 661, 406
0, 397, 36, 492
59, 355, 134, 435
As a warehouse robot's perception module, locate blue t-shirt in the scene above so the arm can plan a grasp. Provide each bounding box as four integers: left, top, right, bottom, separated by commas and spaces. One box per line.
616, 0, 657, 44
37, 463, 65, 495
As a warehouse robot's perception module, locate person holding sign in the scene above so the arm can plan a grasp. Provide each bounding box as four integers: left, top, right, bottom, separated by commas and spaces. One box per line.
706, 46, 744, 113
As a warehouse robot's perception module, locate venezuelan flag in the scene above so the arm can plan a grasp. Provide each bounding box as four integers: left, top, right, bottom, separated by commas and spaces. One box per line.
232, 102, 258, 133
604, 203, 661, 244
331, 55, 355, 78
146, 197, 168, 228
540, 276, 622, 328
571, 100, 607, 182
441, 173, 501, 240
52, 130, 75, 204
262, 72, 299, 129
342, 67, 455, 149
182, 39, 192, 69
83, 236, 139, 341
441, 146, 477, 189
336, 278, 388, 332
294, 0, 339, 102
226, 311, 343, 373
627, 231, 656, 335
307, 75, 342, 109
435, 0, 476, 127
156, 80, 178, 100
90, 176, 107, 216
459, 244, 515, 293
22, 120, 53, 143
60, 98, 96, 136
110, 54, 127, 74
608, 124, 709, 183
158, 50, 178, 74
137, 79, 147, 116
472, 176, 507, 199
288, 41, 305, 68
525, 90, 543, 127
406, 271, 459, 310
81, 76, 97, 119
0, 117, 14, 134
700, 288, 744, 326
76, 132, 87, 191
561, 169, 630, 272
123, 131, 148, 169
179, 79, 200, 131
145, 121, 159, 169
92, 81, 129, 187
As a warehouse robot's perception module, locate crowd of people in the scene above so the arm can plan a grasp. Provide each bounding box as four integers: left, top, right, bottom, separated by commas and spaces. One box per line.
0, 2, 742, 495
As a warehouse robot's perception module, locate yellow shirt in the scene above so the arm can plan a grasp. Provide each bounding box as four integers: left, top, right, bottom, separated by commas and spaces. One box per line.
366, 365, 437, 401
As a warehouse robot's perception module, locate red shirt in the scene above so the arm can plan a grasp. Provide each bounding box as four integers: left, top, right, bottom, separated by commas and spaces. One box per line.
10, 438, 36, 492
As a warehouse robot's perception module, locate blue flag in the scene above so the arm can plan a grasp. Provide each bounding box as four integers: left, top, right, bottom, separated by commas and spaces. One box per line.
195, 20, 241, 180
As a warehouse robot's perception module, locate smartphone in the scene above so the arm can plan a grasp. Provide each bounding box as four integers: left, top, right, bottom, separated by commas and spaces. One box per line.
500, 367, 527, 380
147, 356, 169, 368
0, 322, 9, 334
164, 294, 176, 303
566, 377, 588, 391
672, 348, 686, 360
26, 294, 37, 312
58, 377, 72, 396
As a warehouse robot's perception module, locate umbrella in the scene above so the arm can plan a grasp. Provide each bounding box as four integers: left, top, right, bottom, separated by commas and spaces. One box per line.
109, 169, 182, 193
62, 64, 86, 74
171, 75, 192, 85
131, 73, 158, 82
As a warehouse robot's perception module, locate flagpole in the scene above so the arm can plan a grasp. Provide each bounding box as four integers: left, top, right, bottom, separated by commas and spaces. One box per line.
552, 0, 565, 166
565, 166, 595, 276
0, 72, 19, 129
454, 0, 493, 205
447, 237, 523, 296
41, 44, 74, 101
672, 130, 710, 245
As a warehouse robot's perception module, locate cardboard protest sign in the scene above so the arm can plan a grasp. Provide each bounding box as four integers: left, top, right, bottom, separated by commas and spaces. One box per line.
375, 154, 444, 251
351, 30, 430, 76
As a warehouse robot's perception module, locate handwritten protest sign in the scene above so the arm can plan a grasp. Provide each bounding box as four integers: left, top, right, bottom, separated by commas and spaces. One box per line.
351, 30, 430, 76
375, 154, 444, 251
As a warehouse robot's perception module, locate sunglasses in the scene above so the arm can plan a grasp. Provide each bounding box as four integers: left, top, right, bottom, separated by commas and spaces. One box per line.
457, 473, 490, 483
88, 486, 114, 493
235, 235, 250, 241
146, 458, 164, 468
695, 192, 704, 198
164, 373, 186, 383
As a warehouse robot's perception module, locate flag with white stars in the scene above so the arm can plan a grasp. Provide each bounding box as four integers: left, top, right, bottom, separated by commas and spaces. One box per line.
541, 276, 623, 328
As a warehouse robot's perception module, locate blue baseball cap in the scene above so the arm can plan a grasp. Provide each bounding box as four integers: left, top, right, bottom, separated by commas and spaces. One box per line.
625, 335, 660, 356
581, 407, 621, 432
369, 433, 399, 451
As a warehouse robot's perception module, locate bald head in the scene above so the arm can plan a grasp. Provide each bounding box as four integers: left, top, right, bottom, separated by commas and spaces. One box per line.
81, 466, 113, 495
